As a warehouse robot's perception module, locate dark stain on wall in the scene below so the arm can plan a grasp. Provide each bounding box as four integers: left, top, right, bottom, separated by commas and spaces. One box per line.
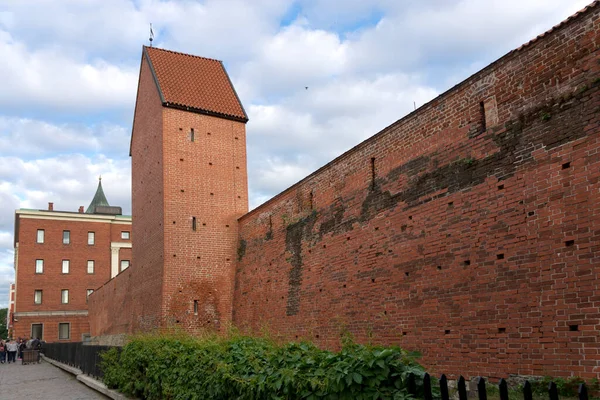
285, 211, 317, 315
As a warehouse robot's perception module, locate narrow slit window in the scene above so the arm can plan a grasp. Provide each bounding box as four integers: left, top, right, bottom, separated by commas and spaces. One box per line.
63, 230, 70, 244
87, 260, 95, 274
192, 217, 197, 231
194, 300, 199, 315
36, 229, 44, 244
61, 289, 69, 304
370, 158, 376, 190
480, 101, 487, 132
35, 259, 44, 274
88, 232, 95, 245
190, 128, 195, 142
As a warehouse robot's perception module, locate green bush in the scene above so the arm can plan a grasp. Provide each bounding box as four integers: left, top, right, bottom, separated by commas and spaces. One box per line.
101, 333, 428, 399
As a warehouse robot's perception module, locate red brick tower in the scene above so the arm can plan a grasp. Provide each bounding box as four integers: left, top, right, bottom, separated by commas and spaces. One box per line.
129, 46, 248, 332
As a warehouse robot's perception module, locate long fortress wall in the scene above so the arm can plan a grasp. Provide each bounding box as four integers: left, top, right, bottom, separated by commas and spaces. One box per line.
233, 5, 600, 379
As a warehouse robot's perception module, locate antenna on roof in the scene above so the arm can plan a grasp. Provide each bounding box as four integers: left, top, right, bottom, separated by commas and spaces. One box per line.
149, 23, 154, 47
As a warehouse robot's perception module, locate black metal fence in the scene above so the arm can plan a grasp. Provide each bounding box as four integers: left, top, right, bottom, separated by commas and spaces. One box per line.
408, 373, 592, 400
42, 342, 115, 379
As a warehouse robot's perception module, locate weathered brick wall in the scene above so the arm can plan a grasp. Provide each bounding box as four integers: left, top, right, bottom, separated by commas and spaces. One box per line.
89, 52, 249, 336
234, 6, 600, 379
89, 51, 164, 336
161, 109, 248, 332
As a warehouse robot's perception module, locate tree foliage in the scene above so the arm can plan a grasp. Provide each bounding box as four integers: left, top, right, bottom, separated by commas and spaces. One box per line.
0, 308, 7, 339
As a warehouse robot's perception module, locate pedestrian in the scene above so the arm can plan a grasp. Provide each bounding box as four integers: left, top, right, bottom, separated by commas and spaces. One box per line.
18, 338, 26, 360
0, 339, 5, 363
6, 339, 18, 363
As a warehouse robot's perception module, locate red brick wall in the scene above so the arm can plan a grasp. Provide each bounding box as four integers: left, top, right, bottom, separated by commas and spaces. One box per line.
160, 109, 248, 332
234, 7, 600, 379
89, 52, 164, 336
13, 214, 129, 341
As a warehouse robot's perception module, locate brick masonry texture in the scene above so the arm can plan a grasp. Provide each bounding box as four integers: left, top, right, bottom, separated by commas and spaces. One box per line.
13, 215, 131, 342
89, 50, 249, 335
233, 6, 600, 379
88, 4, 600, 380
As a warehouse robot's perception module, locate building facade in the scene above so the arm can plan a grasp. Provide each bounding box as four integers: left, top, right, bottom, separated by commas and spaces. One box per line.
12, 181, 132, 342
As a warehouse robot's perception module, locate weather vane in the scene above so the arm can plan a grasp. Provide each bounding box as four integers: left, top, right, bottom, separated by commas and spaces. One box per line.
149, 23, 154, 47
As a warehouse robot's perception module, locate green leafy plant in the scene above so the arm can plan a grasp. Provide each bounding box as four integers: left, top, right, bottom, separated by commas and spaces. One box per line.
101, 332, 431, 399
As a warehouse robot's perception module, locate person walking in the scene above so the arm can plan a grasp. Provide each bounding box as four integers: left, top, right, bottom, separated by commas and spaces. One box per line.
0, 339, 5, 363
6, 339, 18, 363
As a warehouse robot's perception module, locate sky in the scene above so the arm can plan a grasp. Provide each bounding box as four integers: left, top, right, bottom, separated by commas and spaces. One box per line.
0, 0, 593, 308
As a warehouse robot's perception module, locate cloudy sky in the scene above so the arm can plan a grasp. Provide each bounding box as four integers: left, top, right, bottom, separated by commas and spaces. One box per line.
0, 0, 592, 308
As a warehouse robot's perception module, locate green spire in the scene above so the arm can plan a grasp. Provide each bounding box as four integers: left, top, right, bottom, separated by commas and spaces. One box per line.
86, 176, 110, 213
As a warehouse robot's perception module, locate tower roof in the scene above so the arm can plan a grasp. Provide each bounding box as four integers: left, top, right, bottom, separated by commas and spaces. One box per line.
143, 46, 248, 122
86, 177, 110, 214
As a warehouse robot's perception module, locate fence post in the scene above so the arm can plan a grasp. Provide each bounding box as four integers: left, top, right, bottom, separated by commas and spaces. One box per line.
440, 374, 450, 400
477, 377, 487, 400
458, 376, 468, 400
499, 378, 509, 400
579, 383, 588, 400
549, 382, 559, 400
424, 373, 433, 400
407, 373, 416, 396
523, 380, 533, 400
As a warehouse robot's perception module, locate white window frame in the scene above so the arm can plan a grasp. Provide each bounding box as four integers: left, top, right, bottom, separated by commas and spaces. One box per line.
121, 231, 130, 240
34, 290, 42, 304
58, 323, 70, 340
86, 289, 94, 303
63, 230, 70, 244
87, 260, 95, 274
88, 231, 95, 245
36, 229, 45, 244
61, 289, 69, 304
62, 260, 70, 274
35, 259, 44, 274
120, 260, 130, 271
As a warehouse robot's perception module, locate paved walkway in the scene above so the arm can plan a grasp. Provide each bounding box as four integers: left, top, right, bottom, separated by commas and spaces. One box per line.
0, 359, 108, 399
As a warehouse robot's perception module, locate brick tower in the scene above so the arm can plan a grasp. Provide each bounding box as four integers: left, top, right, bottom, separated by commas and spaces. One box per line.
129, 46, 248, 332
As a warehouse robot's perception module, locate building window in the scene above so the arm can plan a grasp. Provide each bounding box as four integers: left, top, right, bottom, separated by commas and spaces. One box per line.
34, 290, 42, 304
86, 289, 94, 303
62, 260, 70, 274
87, 260, 95, 274
88, 232, 95, 245
31, 324, 43, 340
63, 230, 70, 244
121, 231, 130, 240
58, 323, 70, 340
36, 229, 45, 244
120, 260, 130, 272
35, 259, 44, 274
61, 289, 69, 304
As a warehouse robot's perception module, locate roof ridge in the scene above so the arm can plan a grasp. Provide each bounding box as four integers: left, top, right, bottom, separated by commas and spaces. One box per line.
143, 45, 222, 64
513, 1, 599, 53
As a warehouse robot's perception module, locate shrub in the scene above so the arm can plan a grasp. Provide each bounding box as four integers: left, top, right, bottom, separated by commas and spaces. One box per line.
101, 333, 427, 399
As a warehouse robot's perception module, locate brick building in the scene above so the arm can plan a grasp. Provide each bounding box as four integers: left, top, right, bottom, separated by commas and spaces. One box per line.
89, 3, 599, 379
12, 180, 132, 342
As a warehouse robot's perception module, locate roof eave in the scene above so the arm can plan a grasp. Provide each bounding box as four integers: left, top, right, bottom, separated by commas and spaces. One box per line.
163, 102, 249, 123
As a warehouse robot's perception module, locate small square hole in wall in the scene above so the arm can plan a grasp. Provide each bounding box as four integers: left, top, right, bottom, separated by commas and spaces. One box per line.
444, 330, 451, 334
235, 137, 238, 140
209, 162, 213, 166
371, 278, 375, 283
405, 272, 410, 277
565, 240, 575, 247
498, 327, 506, 333
497, 254, 505, 260
408, 216, 413, 220
528, 211, 535, 216
448, 202, 454, 207
464, 260, 471, 266
498, 184, 504, 190
569, 325, 579, 332
562, 162, 571, 169
402, 331, 407, 336
437, 266, 442, 270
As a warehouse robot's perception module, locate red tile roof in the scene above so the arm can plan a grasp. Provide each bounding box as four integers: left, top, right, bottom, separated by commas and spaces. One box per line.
144, 46, 248, 122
